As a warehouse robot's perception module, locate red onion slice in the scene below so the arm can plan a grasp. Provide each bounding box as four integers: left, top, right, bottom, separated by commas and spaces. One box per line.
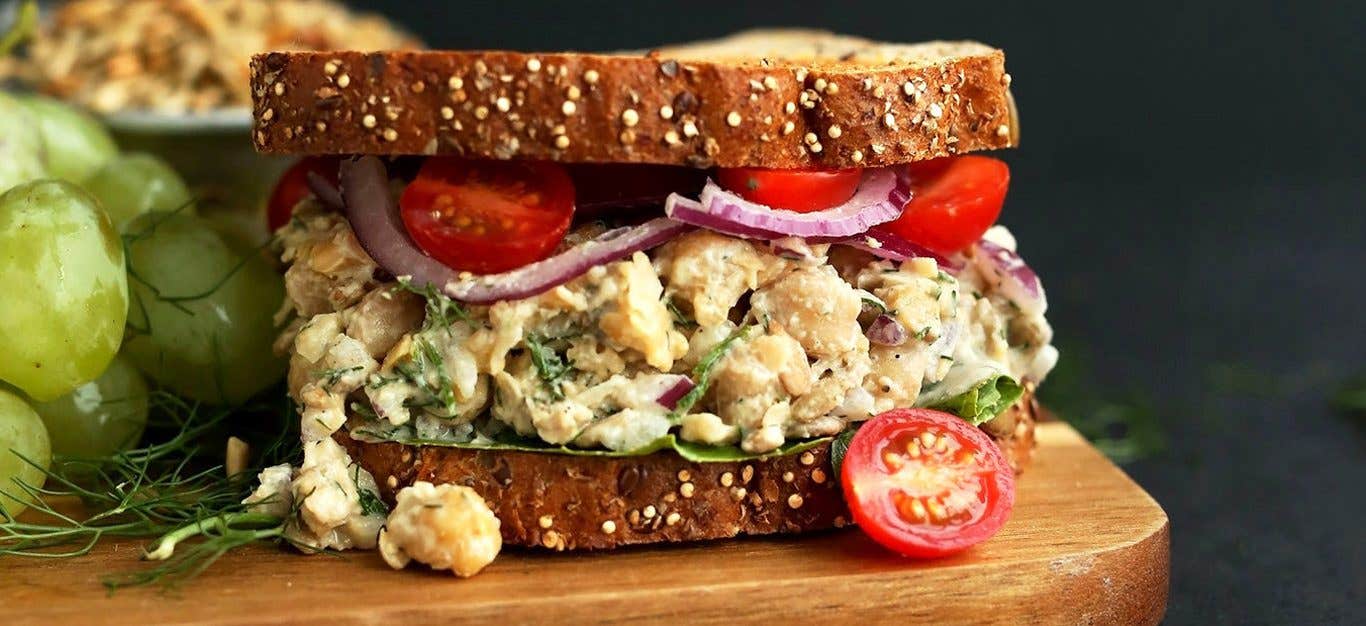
664, 169, 907, 239
973, 238, 1046, 315
340, 156, 692, 305
664, 193, 790, 239
867, 314, 908, 346
665, 186, 960, 271
306, 170, 344, 210
840, 228, 962, 271
655, 375, 696, 410
443, 218, 691, 304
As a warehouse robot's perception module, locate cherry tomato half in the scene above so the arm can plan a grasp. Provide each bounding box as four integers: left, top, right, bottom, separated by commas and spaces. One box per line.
840, 408, 1015, 558
715, 167, 862, 212
266, 157, 340, 232
879, 156, 1010, 255
399, 158, 575, 275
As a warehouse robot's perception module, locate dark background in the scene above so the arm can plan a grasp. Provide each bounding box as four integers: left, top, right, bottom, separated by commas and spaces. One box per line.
348, 1, 1364, 623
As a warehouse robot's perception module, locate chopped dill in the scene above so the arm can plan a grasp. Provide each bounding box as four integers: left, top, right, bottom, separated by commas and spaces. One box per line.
665, 298, 697, 328
357, 490, 388, 518
413, 337, 458, 413
670, 324, 754, 420
524, 333, 571, 400
393, 277, 473, 330
317, 365, 363, 389
857, 290, 889, 314
349, 401, 379, 421
353, 465, 389, 517
372, 335, 459, 414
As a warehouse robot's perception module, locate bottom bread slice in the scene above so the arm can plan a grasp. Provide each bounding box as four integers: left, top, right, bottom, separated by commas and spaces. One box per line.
339, 392, 1038, 551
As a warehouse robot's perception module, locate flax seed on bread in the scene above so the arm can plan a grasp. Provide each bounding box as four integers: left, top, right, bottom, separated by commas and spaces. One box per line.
250, 29, 1016, 169
337, 388, 1037, 551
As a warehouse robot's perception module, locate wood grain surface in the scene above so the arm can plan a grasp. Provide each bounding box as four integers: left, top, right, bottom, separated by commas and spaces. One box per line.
1, 422, 1169, 625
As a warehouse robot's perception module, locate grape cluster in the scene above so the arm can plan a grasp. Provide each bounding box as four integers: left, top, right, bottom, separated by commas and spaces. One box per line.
0, 93, 285, 517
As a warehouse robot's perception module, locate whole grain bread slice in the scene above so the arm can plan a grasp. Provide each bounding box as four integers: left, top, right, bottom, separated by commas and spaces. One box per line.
338, 389, 1038, 551
251, 29, 1017, 169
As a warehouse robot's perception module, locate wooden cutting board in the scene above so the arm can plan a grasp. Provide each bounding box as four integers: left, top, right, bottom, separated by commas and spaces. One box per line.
2, 422, 1168, 625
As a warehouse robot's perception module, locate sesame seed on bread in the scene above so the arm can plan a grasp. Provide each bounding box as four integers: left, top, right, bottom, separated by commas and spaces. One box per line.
250, 29, 1017, 169
337, 388, 1038, 551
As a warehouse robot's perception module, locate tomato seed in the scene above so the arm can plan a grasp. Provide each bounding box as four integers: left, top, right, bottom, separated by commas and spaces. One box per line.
910, 498, 928, 520
927, 498, 948, 521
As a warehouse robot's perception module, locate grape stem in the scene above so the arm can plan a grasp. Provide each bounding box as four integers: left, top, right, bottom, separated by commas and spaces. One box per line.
143, 512, 282, 561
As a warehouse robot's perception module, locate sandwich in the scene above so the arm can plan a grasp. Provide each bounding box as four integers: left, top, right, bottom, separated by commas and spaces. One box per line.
245, 29, 1056, 575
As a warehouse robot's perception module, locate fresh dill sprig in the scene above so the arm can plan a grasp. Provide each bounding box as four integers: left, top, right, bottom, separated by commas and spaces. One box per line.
0, 388, 297, 590
103, 514, 283, 591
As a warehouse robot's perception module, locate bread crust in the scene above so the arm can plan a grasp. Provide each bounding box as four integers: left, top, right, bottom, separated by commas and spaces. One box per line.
339, 390, 1037, 551
250, 30, 1015, 168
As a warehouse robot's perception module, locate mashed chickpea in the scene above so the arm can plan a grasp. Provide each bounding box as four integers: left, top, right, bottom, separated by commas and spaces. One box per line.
379, 482, 502, 577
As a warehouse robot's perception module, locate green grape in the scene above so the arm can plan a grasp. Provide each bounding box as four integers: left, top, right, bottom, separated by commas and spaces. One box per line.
201, 201, 271, 250
29, 353, 148, 461
85, 152, 194, 231
0, 91, 48, 193
0, 181, 128, 401
19, 94, 118, 184
0, 388, 51, 518
123, 212, 285, 404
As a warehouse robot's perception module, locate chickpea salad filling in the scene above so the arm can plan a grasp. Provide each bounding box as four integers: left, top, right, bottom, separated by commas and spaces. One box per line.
275, 173, 1055, 455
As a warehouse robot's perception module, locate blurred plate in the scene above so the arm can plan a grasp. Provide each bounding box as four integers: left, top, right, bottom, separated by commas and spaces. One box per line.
100, 107, 253, 135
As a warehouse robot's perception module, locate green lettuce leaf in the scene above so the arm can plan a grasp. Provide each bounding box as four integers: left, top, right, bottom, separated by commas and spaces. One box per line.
926, 374, 1023, 425
828, 426, 859, 477
350, 425, 828, 463
916, 360, 1023, 425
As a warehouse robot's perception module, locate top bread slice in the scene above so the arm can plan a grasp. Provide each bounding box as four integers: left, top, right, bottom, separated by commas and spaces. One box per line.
250, 29, 1017, 169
